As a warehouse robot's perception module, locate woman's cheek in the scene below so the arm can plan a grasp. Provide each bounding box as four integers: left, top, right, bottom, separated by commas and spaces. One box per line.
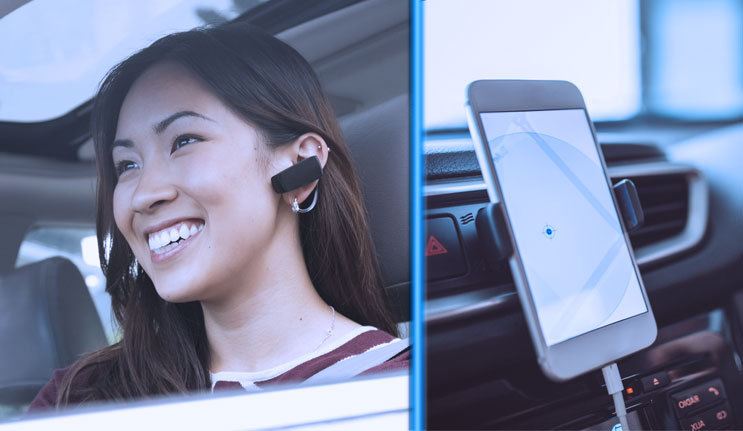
112, 183, 144, 260
112, 186, 130, 237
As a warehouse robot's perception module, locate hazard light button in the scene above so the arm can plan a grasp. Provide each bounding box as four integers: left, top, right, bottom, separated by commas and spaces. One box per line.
426, 216, 467, 281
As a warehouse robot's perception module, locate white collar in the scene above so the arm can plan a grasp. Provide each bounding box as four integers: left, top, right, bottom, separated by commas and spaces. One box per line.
209, 326, 377, 391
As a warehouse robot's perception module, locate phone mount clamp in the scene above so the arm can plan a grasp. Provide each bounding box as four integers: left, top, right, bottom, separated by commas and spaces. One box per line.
476, 178, 644, 265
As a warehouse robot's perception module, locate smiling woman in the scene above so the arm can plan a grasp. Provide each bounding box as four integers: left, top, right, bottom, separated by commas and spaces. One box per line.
27, 21, 407, 409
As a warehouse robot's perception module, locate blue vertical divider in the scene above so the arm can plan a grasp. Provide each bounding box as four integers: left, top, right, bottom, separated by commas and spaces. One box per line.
410, 0, 424, 430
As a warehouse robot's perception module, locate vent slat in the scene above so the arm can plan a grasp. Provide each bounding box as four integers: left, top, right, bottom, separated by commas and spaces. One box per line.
632, 219, 686, 237
633, 183, 686, 195
640, 201, 686, 216
622, 173, 688, 249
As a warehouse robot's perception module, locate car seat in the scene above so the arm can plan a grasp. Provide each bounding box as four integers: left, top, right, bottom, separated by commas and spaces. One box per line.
340, 94, 410, 321
0, 257, 108, 411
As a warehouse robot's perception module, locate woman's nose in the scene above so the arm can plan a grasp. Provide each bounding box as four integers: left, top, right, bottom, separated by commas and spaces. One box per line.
131, 164, 178, 213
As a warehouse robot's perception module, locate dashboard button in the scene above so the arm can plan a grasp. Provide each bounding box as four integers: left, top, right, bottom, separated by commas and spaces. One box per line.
640, 372, 669, 392
679, 402, 732, 431
672, 379, 727, 417
624, 380, 640, 397
426, 216, 467, 281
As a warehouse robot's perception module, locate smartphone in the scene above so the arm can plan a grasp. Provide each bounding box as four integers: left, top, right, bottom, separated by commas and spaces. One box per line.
465, 80, 657, 381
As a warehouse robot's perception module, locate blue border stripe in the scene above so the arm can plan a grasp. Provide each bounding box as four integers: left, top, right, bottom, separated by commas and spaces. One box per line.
410, 0, 424, 430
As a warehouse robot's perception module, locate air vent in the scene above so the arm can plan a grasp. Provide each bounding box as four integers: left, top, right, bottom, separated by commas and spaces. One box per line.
426, 162, 707, 267
601, 143, 665, 165
460, 213, 475, 225
614, 174, 689, 248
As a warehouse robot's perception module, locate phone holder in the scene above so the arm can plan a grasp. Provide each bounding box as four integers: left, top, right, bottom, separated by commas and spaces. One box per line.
476, 178, 644, 264
271, 156, 323, 194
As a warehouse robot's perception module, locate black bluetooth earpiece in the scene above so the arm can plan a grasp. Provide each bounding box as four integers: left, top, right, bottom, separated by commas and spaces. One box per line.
271, 156, 323, 194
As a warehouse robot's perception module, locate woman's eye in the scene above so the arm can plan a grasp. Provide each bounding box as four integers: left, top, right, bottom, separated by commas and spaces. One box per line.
115, 160, 138, 176
171, 135, 201, 153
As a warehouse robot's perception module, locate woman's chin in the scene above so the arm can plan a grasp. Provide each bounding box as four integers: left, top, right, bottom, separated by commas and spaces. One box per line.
153, 282, 204, 304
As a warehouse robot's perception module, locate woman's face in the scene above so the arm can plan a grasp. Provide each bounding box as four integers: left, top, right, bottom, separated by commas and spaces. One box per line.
111, 62, 284, 303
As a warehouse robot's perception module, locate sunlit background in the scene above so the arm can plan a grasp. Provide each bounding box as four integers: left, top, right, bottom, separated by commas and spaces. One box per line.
0, 0, 267, 122
424, 0, 743, 130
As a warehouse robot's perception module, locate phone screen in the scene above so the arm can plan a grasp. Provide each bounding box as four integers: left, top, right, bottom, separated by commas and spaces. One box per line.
479, 108, 648, 346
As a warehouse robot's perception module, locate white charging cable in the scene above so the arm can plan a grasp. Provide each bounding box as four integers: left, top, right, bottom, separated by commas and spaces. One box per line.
602, 363, 629, 431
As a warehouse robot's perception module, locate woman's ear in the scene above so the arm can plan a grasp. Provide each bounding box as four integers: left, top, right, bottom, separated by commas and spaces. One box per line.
277, 133, 329, 208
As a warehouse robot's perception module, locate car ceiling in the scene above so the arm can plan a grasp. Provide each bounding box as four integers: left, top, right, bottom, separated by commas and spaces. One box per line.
0, 0, 408, 230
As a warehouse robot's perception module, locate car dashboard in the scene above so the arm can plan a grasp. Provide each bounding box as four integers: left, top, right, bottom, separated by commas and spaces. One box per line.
424, 121, 743, 430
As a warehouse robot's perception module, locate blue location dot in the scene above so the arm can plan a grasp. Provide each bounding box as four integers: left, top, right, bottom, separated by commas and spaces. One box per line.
542, 224, 556, 239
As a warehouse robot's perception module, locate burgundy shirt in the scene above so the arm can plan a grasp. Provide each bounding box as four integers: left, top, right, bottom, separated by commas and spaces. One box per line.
29, 328, 409, 410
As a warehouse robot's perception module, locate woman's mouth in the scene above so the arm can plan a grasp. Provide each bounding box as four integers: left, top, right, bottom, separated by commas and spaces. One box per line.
147, 221, 204, 262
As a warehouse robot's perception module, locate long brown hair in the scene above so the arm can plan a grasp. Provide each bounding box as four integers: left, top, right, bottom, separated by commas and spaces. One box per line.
57, 22, 397, 405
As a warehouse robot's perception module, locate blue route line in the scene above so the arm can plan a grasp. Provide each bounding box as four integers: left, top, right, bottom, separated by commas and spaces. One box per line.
511, 116, 620, 234
549, 238, 624, 343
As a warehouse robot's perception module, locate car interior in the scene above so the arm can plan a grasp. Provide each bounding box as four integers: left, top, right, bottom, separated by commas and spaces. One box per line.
424, 1, 743, 430
0, 0, 409, 421
3, 1, 743, 429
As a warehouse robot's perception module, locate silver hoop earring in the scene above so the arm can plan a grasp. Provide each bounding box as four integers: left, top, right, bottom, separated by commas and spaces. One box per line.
291, 188, 318, 214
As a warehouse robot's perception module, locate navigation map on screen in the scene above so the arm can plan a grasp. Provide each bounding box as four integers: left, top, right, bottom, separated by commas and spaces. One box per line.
480, 109, 647, 346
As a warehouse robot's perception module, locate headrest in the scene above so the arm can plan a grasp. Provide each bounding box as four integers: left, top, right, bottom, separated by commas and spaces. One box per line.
340, 94, 410, 289
0, 257, 108, 405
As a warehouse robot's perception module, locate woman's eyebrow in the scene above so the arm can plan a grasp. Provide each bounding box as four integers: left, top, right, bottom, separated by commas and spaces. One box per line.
154, 111, 214, 134
111, 138, 133, 151
110, 111, 215, 151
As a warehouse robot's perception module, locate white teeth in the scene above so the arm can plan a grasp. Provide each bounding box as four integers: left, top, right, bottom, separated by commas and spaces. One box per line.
153, 241, 179, 255
148, 222, 204, 252
159, 231, 170, 248
179, 224, 190, 239
169, 228, 179, 243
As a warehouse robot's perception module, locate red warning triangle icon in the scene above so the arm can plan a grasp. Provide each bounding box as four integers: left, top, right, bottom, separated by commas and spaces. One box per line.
425, 235, 448, 256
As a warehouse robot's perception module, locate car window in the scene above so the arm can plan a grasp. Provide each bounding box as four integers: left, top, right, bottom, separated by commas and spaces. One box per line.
15, 227, 116, 342
0, 0, 270, 122
643, 0, 743, 119
424, 0, 641, 129
424, 0, 743, 132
